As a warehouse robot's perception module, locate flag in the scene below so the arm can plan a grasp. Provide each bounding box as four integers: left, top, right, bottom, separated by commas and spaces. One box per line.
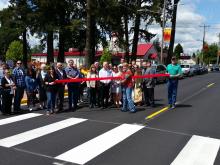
163, 28, 172, 42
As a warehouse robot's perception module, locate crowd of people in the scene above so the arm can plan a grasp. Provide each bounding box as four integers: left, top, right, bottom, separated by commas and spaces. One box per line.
0, 56, 182, 116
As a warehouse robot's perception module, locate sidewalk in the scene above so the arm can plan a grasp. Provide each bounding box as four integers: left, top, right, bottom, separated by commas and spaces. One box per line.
21, 91, 68, 104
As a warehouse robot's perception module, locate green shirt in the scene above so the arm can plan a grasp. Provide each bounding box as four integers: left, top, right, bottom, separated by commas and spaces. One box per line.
167, 64, 182, 76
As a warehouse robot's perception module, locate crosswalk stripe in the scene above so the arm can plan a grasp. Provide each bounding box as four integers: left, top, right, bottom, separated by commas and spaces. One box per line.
0, 113, 43, 126
171, 135, 220, 165
55, 124, 144, 165
0, 117, 87, 148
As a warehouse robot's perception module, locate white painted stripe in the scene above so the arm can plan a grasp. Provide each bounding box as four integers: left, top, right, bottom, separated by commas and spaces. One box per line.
0, 113, 42, 126
0, 118, 87, 148
171, 135, 220, 165
56, 124, 144, 165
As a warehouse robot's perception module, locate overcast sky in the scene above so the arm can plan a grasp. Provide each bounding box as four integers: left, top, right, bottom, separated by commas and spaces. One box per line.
1, 0, 220, 54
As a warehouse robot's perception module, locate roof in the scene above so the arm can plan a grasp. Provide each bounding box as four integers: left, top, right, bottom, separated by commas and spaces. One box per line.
136, 43, 153, 56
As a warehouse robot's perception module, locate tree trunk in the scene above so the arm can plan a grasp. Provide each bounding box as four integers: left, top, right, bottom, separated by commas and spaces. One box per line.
85, 0, 96, 68
166, 0, 179, 65
22, 28, 28, 68
131, 0, 141, 61
47, 31, 54, 64
57, 8, 65, 63
124, 14, 130, 63
58, 28, 65, 63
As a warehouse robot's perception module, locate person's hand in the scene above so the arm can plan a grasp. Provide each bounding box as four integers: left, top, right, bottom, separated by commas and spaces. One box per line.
49, 82, 54, 85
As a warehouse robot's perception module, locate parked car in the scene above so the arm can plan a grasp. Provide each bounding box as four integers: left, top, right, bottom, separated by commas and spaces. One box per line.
152, 64, 168, 83
192, 65, 201, 75
181, 64, 195, 76
199, 65, 208, 74
210, 64, 219, 71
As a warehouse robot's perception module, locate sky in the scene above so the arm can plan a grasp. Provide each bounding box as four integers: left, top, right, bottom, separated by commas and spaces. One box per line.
1, 0, 220, 54
148, 0, 220, 54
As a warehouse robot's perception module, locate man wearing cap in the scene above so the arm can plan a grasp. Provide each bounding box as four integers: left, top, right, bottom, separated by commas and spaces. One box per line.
166, 56, 182, 109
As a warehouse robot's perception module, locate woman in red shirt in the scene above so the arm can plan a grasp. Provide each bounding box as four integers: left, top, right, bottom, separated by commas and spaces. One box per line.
121, 63, 136, 113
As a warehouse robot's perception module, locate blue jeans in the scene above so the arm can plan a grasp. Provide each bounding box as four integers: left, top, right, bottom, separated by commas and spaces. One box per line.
168, 79, 178, 105
67, 83, 79, 109
122, 87, 136, 112
14, 86, 25, 112
46, 91, 57, 112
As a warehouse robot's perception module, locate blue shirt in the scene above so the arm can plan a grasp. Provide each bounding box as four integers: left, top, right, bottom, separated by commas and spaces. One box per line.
65, 66, 80, 84
12, 67, 26, 87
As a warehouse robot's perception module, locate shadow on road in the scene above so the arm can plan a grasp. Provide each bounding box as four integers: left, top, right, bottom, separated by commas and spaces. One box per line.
176, 104, 192, 108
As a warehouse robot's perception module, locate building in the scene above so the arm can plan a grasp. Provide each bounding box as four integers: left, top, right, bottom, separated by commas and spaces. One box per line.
179, 53, 196, 65
31, 43, 158, 66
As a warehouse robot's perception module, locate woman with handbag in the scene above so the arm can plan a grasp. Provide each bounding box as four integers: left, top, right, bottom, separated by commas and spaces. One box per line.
1, 69, 16, 115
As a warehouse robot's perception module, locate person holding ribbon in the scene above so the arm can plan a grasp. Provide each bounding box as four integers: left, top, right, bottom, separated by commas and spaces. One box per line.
87, 64, 98, 108
44, 66, 58, 115
167, 56, 182, 109
55, 62, 67, 112
65, 60, 80, 111
121, 63, 136, 113
98, 62, 113, 109
142, 60, 156, 107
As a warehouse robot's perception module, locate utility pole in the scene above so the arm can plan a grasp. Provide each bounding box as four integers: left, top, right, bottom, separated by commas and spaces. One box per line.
161, 0, 166, 64
217, 33, 220, 65
200, 24, 210, 65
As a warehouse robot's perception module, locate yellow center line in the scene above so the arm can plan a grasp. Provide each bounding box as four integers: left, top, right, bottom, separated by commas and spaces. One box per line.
207, 83, 215, 88
145, 106, 169, 120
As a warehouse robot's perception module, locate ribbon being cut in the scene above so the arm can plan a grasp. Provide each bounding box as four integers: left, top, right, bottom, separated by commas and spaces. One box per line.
55, 74, 170, 83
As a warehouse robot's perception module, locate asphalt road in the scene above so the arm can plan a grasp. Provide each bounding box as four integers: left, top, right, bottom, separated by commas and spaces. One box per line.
0, 72, 220, 165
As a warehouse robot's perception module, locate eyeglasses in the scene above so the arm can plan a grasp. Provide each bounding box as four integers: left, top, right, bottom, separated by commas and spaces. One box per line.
17, 63, 22, 64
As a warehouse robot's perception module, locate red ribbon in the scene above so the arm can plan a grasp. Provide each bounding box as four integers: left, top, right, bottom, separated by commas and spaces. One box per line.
55, 74, 170, 83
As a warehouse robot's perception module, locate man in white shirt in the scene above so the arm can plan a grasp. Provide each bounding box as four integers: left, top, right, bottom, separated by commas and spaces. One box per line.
99, 61, 113, 108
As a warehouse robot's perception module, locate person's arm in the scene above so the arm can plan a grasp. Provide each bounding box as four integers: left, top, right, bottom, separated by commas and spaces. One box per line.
86, 73, 90, 88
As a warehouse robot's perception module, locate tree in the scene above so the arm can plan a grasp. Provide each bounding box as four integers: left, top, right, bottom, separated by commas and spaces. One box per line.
192, 53, 196, 59
9, 0, 35, 68
100, 48, 112, 64
6, 40, 23, 61
153, 38, 161, 53
30, 45, 44, 54
85, 0, 96, 67
0, 8, 20, 60
203, 43, 218, 64
174, 43, 183, 59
